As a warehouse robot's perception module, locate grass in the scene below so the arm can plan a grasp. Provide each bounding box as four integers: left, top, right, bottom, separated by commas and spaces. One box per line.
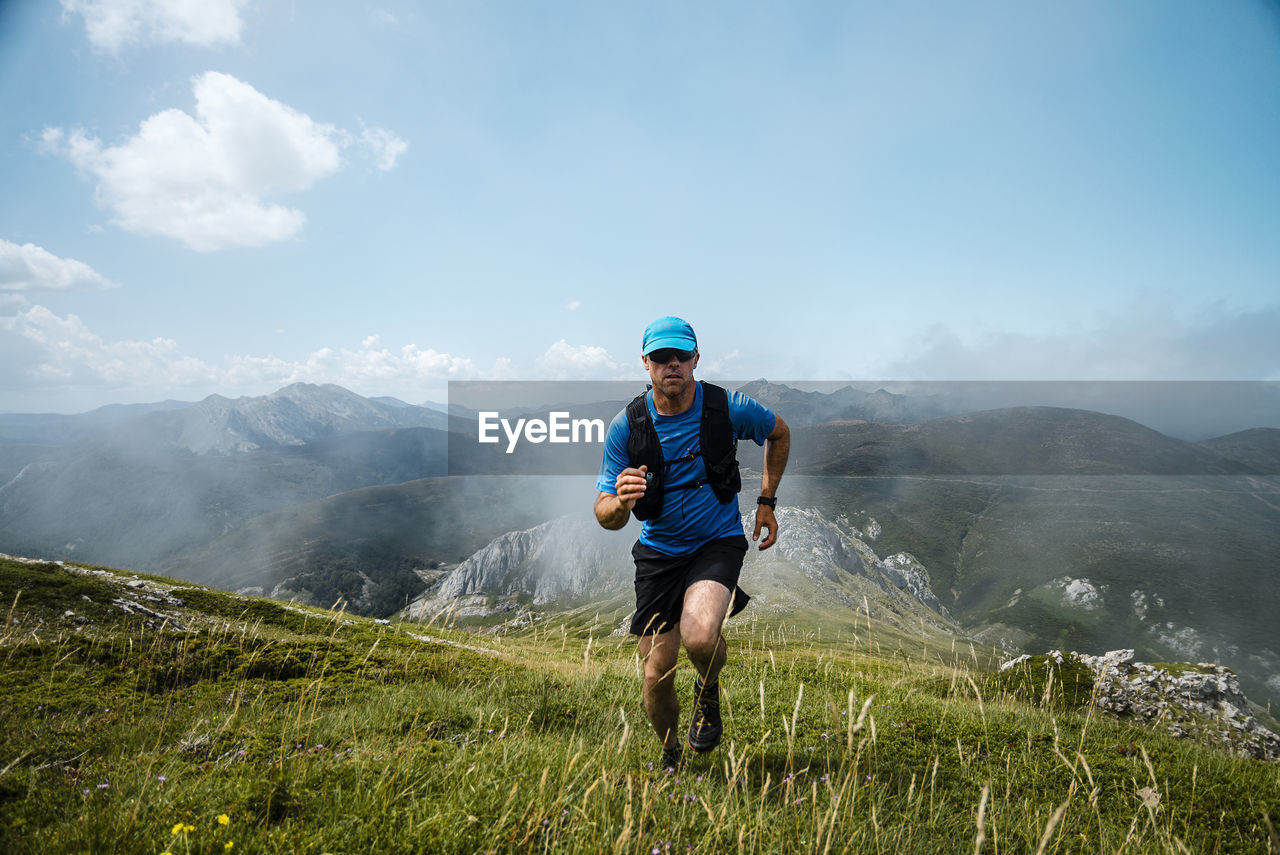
2, 557, 1278, 853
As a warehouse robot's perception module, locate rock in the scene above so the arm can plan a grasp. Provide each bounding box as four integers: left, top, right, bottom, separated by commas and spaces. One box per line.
1048, 650, 1280, 762
1000, 654, 1032, 672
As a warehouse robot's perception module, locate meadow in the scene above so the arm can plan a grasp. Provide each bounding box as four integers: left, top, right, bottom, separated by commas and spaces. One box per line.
1, 556, 1277, 853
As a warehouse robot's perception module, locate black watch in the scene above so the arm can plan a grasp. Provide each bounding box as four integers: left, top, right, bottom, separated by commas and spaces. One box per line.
756, 496, 777, 509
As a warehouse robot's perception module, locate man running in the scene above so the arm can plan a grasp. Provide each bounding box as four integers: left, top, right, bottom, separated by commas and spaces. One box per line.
594, 316, 790, 771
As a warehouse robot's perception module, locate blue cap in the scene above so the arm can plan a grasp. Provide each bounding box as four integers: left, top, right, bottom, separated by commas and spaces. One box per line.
642, 316, 698, 355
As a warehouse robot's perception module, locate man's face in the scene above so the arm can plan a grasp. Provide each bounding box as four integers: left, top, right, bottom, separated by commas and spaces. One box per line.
643, 348, 699, 398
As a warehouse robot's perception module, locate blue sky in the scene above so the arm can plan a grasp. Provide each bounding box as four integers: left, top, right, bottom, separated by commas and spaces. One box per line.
2, 1, 1278, 413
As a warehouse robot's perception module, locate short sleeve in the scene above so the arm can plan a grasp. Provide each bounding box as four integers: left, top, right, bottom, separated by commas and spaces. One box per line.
726, 390, 776, 446
595, 408, 632, 494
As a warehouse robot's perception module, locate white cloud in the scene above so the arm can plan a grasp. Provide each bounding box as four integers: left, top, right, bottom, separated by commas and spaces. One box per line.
565, 299, 582, 312
43, 72, 406, 252
62, 0, 248, 52
1, 310, 644, 409
534, 339, 627, 380
1, 306, 484, 404
359, 126, 409, 171
0, 240, 117, 292
1, 305, 215, 387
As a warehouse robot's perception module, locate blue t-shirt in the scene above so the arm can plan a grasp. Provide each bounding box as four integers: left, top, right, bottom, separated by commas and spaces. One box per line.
596, 382, 776, 555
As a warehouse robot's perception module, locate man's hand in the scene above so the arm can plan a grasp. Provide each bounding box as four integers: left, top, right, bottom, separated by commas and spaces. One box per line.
615, 464, 648, 510
594, 465, 648, 530
752, 503, 779, 550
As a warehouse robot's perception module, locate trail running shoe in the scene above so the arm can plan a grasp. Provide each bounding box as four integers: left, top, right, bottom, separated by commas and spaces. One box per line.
660, 744, 684, 772
687, 676, 722, 753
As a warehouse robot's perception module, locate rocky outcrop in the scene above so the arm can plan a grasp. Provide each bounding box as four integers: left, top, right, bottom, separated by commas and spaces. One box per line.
406, 506, 953, 623
1002, 649, 1280, 761
405, 515, 632, 620
749, 507, 951, 617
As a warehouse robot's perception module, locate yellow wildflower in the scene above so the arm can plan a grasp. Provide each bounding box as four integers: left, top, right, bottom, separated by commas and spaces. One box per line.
225, 843, 234, 851
171, 823, 184, 835
183, 824, 195, 833
218, 814, 230, 826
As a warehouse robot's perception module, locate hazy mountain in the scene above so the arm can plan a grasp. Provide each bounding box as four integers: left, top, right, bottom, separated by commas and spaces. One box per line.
0, 402, 149, 484
735, 380, 947, 426
120, 382, 449, 455
0, 426, 448, 571
789, 407, 1271, 476
1198, 428, 1280, 473
0, 384, 448, 477
735, 380, 1280, 441
0, 383, 460, 570
0, 399, 192, 448
164, 475, 593, 614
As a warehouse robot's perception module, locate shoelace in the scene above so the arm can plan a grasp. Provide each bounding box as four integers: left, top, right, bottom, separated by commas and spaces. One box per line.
694, 683, 720, 716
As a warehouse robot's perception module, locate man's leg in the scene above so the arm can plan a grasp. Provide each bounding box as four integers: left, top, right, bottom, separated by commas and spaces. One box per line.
682, 580, 732, 753
680, 579, 732, 683
637, 625, 682, 749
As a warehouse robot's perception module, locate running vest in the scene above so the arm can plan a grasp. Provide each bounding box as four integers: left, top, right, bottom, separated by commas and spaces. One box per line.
625, 381, 742, 522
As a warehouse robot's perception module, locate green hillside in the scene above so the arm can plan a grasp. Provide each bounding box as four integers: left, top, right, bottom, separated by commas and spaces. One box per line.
783, 474, 1280, 707
2, 557, 1277, 853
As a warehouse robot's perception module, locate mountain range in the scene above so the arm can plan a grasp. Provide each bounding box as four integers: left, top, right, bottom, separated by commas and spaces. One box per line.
2, 380, 1277, 705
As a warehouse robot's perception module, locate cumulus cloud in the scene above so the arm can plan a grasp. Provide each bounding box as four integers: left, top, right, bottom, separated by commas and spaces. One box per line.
0, 305, 483, 405
0, 240, 117, 292
534, 339, 628, 380
887, 301, 1280, 381
61, 0, 249, 52
0, 306, 644, 410
225, 338, 481, 389
565, 299, 582, 312
1, 305, 215, 387
43, 72, 405, 251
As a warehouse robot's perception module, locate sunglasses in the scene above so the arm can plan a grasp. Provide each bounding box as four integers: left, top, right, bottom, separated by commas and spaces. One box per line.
648, 348, 696, 364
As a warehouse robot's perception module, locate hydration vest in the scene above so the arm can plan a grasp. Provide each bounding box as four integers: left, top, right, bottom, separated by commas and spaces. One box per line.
626, 381, 742, 521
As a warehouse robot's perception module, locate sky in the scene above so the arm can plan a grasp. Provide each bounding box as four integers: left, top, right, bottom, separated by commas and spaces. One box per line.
1, 0, 1278, 413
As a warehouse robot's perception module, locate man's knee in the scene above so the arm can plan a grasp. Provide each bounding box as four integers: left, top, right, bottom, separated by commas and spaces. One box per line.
644, 656, 677, 688
681, 623, 723, 663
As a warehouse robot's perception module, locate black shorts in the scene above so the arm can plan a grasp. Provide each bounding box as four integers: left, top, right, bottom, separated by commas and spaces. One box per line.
629, 535, 751, 637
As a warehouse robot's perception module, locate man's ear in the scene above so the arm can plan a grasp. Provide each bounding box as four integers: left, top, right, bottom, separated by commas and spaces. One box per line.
692, 351, 700, 369
641, 355, 650, 370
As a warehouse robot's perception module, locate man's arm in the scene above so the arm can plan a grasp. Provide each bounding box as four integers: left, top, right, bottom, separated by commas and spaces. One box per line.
752, 415, 790, 550
594, 464, 649, 530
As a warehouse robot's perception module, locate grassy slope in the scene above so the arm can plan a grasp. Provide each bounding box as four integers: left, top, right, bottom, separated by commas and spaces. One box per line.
782, 475, 1280, 706
2, 557, 1278, 854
